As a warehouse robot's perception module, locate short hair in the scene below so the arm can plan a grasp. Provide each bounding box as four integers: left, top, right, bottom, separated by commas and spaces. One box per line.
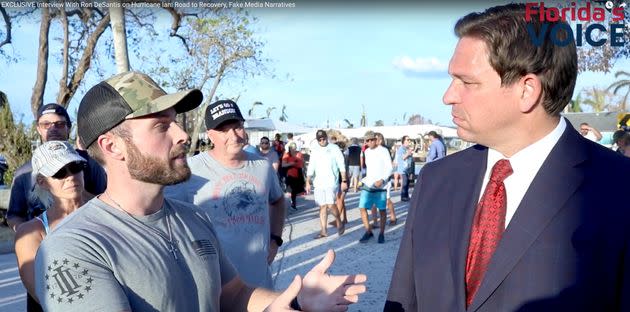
86, 123, 131, 165
287, 133, 294, 139
260, 136, 270, 142
580, 122, 589, 127
613, 130, 626, 143
454, 3, 577, 116
401, 135, 409, 142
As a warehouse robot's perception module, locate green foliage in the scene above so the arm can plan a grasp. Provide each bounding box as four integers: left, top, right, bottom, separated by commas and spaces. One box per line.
0, 91, 33, 184
374, 120, 384, 127
568, 94, 583, 112
607, 71, 630, 112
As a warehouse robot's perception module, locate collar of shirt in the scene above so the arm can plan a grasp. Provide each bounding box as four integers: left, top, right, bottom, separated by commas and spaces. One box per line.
480, 117, 567, 228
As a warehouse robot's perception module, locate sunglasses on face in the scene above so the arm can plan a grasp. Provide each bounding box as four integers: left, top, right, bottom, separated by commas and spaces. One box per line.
366, 138, 376, 142
317, 137, 327, 142
260, 141, 270, 145
38, 121, 68, 129
52, 162, 85, 180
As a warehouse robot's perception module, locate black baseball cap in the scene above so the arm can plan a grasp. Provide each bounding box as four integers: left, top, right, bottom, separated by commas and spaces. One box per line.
316, 130, 328, 140
38, 103, 71, 127
205, 100, 245, 130
78, 71, 203, 149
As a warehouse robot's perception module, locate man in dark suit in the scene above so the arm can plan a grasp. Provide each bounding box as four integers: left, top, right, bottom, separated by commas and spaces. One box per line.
385, 3, 630, 311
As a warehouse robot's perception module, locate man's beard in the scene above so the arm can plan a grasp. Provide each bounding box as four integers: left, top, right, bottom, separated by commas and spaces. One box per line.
125, 141, 191, 185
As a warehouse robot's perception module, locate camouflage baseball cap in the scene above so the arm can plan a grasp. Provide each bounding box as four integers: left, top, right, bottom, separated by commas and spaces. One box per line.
78, 71, 203, 148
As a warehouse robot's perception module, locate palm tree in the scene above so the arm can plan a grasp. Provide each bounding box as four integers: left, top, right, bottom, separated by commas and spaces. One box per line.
607, 70, 630, 112
360, 105, 367, 127
279, 105, 288, 122
567, 94, 583, 113
582, 87, 610, 112
343, 118, 354, 128
248, 101, 263, 118
265, 106, 276, 118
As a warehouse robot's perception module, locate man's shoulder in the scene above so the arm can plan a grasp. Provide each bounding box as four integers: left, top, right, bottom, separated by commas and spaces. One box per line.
14, 161, 33, 178
166, 197, 209, 220
41, 202, 104, 243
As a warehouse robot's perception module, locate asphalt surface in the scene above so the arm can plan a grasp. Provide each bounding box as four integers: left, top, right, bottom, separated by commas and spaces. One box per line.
0, 190, 411, 311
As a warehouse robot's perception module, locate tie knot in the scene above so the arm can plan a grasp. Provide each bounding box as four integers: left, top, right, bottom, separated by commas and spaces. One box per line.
490, 159, 512, 183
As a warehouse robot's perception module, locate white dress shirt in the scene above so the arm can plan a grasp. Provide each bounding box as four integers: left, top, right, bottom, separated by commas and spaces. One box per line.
479, 117, 567, 228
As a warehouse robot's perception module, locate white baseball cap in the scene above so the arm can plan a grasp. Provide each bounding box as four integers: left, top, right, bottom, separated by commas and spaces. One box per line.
32, 141, 86, 178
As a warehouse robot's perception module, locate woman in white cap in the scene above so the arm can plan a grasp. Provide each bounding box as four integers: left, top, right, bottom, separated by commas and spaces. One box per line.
14, 141, 90, 312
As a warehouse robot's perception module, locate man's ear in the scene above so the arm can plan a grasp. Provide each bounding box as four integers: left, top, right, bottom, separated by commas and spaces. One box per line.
96, 133, 126, 161
518, 73, 543, 113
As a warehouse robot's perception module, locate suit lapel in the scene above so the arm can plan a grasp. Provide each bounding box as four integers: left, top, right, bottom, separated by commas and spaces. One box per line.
449, 145, 488, 311
469, 126, 589, 311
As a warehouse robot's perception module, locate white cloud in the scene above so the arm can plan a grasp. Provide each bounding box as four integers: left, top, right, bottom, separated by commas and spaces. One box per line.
392, 56, 448, 78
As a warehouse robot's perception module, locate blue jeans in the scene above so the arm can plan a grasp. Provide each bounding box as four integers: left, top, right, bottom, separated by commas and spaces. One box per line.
401, 172, 410, 200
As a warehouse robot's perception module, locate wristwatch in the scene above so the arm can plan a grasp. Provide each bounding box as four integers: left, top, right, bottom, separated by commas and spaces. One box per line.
270, 234, 283, 246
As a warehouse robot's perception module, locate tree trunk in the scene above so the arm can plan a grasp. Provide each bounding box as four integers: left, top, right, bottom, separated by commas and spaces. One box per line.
58, 8, 69, 107
56, 13, 110, 106
188, 64, 225, 156
30, 5, 51, 119
110, 4, 129, 73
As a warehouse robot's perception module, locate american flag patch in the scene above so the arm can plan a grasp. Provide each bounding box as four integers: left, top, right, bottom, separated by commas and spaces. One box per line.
192, 240, 216, 257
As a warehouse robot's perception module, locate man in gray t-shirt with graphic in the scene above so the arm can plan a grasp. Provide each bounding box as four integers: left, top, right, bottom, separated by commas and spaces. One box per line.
166, 99, 285, 289
34, 72, 366, 312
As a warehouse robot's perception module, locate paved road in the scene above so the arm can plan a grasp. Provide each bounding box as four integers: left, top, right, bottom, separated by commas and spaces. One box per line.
0, 190, 411, 312
0, 252, 25, 312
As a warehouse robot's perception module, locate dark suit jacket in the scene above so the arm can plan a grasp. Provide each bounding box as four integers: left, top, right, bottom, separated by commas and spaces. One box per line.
385, 125, 630, 311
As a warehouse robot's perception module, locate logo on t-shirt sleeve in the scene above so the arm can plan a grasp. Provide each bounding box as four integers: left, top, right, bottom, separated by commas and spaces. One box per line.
45, 258, 94, 304
192, 239, 217, 258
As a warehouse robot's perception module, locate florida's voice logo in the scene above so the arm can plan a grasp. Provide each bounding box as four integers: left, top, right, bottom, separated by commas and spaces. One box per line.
525, 2, 627, 47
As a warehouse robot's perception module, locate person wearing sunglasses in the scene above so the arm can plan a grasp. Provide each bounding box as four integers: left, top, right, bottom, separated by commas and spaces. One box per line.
14, 141, 89, 312
33, 72, 366, 311
7, 103, 107, 233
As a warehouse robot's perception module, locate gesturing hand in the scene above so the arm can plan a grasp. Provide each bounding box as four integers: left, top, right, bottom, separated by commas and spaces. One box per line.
298, 250, 368, 312
265, 276, 303, 311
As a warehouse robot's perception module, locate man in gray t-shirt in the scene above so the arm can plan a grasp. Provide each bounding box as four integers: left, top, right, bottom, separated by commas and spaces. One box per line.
35, 72, 366, 312
35, 198, 237, 311
166, 150, 283, 288
167, 100, 286, 289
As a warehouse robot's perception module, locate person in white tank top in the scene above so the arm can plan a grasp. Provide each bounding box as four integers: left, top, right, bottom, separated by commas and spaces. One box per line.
14, 141, 90, 311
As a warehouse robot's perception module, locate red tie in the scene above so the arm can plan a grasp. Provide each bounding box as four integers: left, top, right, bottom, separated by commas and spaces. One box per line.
465, 159, 513, 308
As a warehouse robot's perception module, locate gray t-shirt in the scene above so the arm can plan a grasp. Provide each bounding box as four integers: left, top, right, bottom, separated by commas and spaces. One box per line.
165, 152, 283, 288
34, 197, 237, 312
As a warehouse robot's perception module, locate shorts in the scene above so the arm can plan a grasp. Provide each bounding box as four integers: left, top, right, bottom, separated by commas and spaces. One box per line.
359, 189, 387, 210
348, 166, 360, 180
314, 187, 337, 206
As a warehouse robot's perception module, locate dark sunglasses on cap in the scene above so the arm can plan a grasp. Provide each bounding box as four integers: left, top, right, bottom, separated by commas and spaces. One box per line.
52, 162, 86, 180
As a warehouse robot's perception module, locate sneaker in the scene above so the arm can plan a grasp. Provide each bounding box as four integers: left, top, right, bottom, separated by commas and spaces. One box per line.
378, 233, 385, 244
359, 231, 374, 243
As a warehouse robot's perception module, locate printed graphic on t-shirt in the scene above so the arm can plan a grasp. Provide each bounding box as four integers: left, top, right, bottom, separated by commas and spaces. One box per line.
208, 173, 267, 233
44, 258, 94, 305
192, 239, 217, 258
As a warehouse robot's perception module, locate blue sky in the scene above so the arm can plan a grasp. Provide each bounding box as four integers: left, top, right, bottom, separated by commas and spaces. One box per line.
1, 1, 628, 129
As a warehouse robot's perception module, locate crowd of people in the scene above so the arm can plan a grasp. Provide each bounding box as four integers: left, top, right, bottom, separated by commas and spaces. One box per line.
2, 3, 630, 311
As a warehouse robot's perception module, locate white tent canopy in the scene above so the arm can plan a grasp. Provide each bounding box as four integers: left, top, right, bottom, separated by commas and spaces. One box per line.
296, 124, 457, 144
244, 118, 314, 134
244, 118, 315, 146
